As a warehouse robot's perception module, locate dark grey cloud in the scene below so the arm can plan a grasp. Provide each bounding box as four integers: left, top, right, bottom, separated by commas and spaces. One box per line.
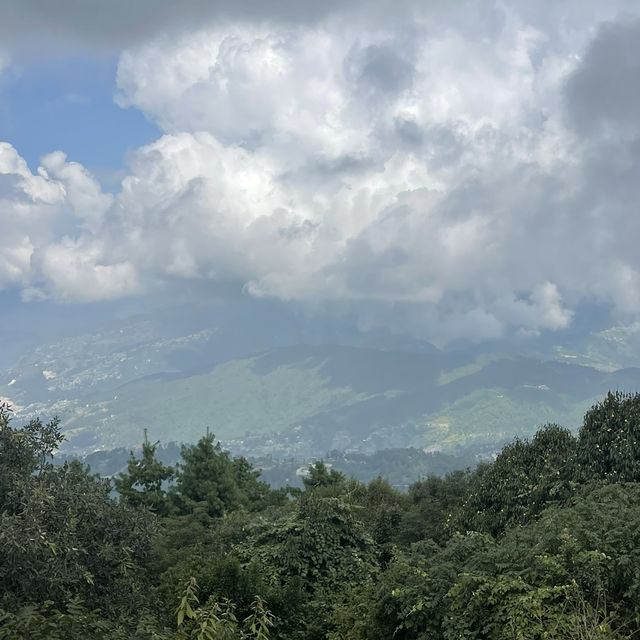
0, 0, 518, 60
394, 118, 424, 148
345, 43, 414, 96
0, 0, 342, 49
0, 0, 432, 53
565, 18, 640, 134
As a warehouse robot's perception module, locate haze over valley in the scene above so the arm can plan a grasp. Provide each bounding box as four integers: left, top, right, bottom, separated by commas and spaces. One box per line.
3, 305, 640, 460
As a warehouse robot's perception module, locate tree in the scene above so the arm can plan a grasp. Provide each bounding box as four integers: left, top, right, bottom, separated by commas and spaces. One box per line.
239, 492, 380, 639
0, 402, 63, 511
399, 469, 472, 545
0, 458, 156, 615
302, 461, 346, 490
0, 408, 155, 617
452, 424, 577, 536
244, 491, 379, 594
577, 391, 640, 483
171, 432, 272, 518
115, 429, 174, 516
230, 455, 276, 509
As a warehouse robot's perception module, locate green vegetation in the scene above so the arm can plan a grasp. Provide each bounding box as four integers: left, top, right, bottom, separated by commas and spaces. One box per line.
4, 391, 640, 637
70, 357, 364, 448
411, 387, 597, 450
7, 342, 640, 459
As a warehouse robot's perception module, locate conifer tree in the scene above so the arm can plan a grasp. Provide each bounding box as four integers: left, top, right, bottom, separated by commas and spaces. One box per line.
302, 460, 346, 490
171, 431, 246, 517
115, 429, 174, 516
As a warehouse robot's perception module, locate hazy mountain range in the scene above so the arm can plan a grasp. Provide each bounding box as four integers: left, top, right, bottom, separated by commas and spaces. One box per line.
3, 307, 640, 458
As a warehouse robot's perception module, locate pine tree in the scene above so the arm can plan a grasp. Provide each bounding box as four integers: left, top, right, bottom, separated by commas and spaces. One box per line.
171, 431, 246, 517
302, 460, 346, 490
115, 429, 174, 516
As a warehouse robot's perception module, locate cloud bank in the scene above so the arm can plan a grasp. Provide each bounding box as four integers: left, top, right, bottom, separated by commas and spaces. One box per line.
2, 1, 640, 341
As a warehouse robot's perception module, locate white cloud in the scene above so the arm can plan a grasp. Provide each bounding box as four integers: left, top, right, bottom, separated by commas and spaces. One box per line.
34, 239, 141, 302
0, 143, 64, 289
3, 2, 640, 341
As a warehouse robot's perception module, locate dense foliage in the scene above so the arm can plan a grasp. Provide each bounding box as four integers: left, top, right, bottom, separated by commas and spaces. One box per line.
3, 391, 640, 638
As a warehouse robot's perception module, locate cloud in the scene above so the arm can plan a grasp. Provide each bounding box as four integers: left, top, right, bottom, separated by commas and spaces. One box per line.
1, 0, 636, 53
565, 18, 640, 135
31, 239, 141, 302
0, 50, 9, 75
0, 143, 121, 299
3, 2, 640, 341
0, 0, 381, 54
0, 143, 63, 289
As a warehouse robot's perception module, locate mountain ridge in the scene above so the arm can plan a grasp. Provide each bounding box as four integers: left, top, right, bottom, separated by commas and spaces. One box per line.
4, 330, 640, 457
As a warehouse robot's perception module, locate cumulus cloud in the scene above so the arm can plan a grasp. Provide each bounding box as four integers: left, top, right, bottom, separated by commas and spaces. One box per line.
3, 2, 640, 340
0, 143, 63, 288
0, 143, 124, 300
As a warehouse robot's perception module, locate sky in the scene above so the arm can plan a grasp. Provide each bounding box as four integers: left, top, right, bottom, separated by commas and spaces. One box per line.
1, 0, 640, 346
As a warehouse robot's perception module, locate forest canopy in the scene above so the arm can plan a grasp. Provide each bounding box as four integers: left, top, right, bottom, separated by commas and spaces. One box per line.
2, 391, 640, 638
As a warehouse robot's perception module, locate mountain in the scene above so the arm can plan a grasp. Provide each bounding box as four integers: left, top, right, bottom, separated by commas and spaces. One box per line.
3, 322, 640, 457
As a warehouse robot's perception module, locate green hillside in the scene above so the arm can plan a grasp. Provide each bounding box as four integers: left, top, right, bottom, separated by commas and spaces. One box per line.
62, 356, 367, 451
54, 345, 640, 455
4, 329, 640, 456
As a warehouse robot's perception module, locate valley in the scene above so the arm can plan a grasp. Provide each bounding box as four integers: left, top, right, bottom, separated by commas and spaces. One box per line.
3, 320, 640, 458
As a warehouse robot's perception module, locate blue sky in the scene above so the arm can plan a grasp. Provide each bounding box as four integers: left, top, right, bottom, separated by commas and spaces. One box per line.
0, 55, 159, 187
